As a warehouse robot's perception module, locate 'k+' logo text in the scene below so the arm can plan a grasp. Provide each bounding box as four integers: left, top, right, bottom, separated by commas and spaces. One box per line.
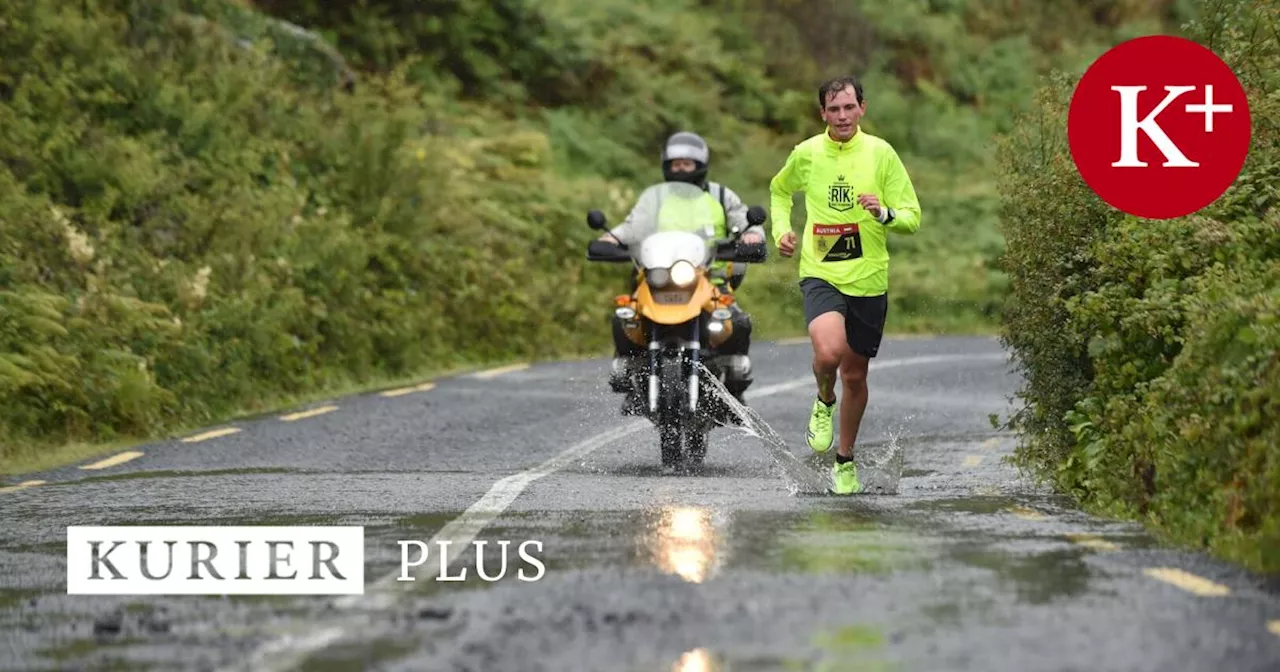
1068, 35, 1252, 219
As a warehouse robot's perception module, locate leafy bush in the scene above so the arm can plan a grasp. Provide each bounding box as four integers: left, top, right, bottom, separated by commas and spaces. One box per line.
0, 0, 625, 458
995, 0, 1280, 572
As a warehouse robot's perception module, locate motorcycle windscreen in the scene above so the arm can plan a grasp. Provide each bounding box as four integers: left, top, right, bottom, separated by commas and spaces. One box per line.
622, 181, 720, 266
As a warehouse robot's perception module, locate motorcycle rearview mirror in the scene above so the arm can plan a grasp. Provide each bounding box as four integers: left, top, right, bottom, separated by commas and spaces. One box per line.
746, 205, 767, 227
587, 210, 607, 230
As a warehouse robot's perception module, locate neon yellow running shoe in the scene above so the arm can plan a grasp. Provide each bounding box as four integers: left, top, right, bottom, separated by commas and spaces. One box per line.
806, 397, 835, 453
830, 459, 862, 495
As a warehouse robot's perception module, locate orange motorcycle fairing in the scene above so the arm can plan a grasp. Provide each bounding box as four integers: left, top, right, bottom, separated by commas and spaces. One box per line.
635, 274, 714, 325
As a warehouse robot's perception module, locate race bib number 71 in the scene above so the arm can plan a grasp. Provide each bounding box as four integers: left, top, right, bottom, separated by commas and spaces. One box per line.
813, 224, 862, 262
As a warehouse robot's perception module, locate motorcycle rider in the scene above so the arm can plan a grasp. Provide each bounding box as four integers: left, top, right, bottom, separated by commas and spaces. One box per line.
596, 131, 764, 410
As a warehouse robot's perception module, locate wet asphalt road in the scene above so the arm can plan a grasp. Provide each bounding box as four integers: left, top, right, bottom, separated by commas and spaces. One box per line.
3, 336, 1280, 671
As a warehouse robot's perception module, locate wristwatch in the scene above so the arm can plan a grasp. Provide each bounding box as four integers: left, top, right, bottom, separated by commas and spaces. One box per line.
877, 207, 896, 225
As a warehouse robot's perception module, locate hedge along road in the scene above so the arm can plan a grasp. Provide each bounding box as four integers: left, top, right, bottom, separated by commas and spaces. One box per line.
2, 337, 1280, 671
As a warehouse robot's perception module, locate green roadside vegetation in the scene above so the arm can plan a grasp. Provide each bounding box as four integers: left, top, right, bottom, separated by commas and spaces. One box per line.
1, 0, 1181, 472
996, 0, 1280, 573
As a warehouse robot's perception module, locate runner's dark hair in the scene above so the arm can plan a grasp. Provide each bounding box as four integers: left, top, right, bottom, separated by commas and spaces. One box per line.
818, 76, 864, 107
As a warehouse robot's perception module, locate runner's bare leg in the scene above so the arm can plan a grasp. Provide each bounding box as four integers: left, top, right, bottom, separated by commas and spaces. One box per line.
808, 312, 847, 405
837, 349, 870, 458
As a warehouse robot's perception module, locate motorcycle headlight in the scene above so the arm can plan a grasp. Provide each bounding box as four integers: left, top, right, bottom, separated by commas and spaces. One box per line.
670, 261, 696, 287
646, 268, 671, 288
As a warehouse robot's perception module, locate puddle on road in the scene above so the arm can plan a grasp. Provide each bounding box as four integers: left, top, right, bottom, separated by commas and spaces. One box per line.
661, 638, 895, 672
0, 587, 43, 611
405, 502, 1128, 617
407, 507, 939, 589
296, 635, 420, 672
947, 543, 1097, 605
644, 506, 724, 584
3, 501, 1141, 672
911, 495, 1022, 515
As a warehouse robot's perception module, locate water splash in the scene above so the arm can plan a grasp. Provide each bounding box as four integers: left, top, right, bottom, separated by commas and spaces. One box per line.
696, 364, 830, 496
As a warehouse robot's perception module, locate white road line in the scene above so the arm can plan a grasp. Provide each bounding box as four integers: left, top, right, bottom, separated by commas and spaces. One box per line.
280, 405, 338, 422
0, 480, 45, 494
1143, 568, 1231, 596
81, 451, 145, 470
471, 362, 531, 379
1009, 505, 1046, 520
181, 427, 241, 443
380, 382, 436, 397
1065, 533, 1120, 551
225, 351, 1004, 671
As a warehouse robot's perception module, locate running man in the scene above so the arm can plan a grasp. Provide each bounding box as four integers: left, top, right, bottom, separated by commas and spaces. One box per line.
768, 75, 922, 494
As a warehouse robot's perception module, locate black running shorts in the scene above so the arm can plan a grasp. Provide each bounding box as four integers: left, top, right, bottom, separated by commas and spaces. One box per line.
799, 277, 888, 358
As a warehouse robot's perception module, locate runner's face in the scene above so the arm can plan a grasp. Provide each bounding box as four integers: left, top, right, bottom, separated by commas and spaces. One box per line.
821, 87, 864, 141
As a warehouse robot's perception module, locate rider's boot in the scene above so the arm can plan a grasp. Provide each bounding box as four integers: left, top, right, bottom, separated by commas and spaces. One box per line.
609, 356, 632, 393
721, 304, 754, 414
723, 355, 752, 401
721, 354, 752, 425
612, 356, 646, 415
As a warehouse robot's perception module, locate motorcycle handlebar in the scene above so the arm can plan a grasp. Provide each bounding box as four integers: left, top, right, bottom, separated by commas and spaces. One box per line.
713, 239, 768, 264
586, 238, 633, 262
587, 238, 767, 265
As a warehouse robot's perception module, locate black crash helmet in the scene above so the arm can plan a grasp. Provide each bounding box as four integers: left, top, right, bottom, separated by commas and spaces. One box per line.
661, 132, 710, 185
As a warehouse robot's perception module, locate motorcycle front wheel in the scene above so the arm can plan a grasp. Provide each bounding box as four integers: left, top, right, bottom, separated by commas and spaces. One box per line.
657, 356, 685, 469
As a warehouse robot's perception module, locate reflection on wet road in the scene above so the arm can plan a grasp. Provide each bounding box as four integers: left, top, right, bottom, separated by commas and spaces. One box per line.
3, 337, 1279, 671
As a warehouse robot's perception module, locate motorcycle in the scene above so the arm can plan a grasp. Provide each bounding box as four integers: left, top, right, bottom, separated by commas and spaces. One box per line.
584, 181, 768, 471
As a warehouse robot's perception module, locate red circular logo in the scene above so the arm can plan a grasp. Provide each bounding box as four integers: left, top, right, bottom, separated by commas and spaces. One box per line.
1067, 35, 1251, 219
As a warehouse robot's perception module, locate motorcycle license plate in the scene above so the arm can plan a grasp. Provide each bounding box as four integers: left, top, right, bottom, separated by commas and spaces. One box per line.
653, 290, 692, 304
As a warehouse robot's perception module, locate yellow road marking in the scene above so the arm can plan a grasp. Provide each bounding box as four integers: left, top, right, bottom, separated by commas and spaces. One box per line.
1143, 568, 1231, 596
980, 437, 1001, 450
182, 427, 241, 443
1268, 620, 1280, 636
776, 337, 811, 346
962, 455, 983, 467
1066, 533, 1120, 551
0, 480, 46, 494
1009, 505, 1046, 520
471, 363, 530, 379
280, 405, 338, 422
380, 382, 437, 397
81, 451, 144, 470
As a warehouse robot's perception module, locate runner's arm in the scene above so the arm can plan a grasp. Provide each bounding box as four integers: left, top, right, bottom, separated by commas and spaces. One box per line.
769, 145, 808, 247
879, 146, 921, 235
